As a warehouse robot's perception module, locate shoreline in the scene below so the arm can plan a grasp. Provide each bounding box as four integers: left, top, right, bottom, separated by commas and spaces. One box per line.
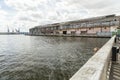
29, 34, 111, 38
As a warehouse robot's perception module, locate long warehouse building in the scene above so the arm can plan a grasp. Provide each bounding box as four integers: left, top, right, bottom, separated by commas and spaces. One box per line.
29, 14, 120, 36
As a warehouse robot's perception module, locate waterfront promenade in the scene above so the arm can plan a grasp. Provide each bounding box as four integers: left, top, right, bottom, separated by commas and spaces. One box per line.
109, 39, 120, 80
109, 54, 120, 80
70, 35, 120, 80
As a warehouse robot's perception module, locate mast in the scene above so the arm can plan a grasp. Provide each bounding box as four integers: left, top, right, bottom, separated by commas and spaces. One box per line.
7, 26, 10, 33
18, 28, 20, 32
12, 29, 14, 32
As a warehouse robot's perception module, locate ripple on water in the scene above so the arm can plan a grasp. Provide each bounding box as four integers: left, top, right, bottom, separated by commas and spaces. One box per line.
0, 35, 109, 80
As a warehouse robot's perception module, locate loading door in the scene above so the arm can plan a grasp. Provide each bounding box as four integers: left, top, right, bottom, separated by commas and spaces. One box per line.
63, 31, 67, 34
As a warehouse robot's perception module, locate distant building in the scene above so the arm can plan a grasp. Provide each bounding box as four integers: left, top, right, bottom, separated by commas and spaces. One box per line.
29, 14, 120, 36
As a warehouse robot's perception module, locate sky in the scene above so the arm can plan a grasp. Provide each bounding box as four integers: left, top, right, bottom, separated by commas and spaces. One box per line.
0, 0, 120, 32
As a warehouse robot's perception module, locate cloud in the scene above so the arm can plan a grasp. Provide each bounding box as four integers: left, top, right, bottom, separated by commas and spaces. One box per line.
5, 0, 89, 22
0, 8, 9, 26
0, 16, 7, 31
0, 9, 7, 16
0, 0, 119, 32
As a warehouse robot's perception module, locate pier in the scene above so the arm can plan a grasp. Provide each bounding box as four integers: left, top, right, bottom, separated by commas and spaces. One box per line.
70, 35, 120, 80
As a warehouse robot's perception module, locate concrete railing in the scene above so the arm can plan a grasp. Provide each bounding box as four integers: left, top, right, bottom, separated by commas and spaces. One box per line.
70, 35, 116, 80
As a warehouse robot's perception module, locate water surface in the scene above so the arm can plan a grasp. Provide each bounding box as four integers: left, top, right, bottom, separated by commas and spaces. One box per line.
0, 35, 109, 80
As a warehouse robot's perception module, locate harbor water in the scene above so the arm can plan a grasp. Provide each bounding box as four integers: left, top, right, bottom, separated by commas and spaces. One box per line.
0, 35, 109, 80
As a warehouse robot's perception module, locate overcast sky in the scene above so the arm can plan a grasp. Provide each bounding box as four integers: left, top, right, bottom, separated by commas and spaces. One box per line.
0, 0, 120, 32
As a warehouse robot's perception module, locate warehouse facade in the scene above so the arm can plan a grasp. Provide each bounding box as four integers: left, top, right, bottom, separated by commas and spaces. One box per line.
29, 14, 120, 36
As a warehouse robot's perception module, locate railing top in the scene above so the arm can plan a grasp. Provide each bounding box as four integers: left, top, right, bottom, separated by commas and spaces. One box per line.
70, 35, 116, 80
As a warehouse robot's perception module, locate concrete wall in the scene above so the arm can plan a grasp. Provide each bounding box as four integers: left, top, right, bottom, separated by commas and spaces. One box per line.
29, 26, 116, 36
110, 26, 118, 32
56, 26, 111, 35
67, 30, 71, 34
70, 36, 116, 80
87, 28, 95, 34
97, 32, 112, 37
102, 27, 110, 32
76, 30, 81, 34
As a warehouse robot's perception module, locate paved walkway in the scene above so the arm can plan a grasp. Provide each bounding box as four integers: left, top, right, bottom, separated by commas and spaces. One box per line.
109, 39, 120, 80
109, 54, 120, 80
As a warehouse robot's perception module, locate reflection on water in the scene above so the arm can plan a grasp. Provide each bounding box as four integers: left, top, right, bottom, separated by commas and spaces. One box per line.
0, 35, 109, 80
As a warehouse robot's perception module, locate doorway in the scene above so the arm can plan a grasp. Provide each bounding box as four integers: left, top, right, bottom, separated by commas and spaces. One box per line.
63, 31, 67, 34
